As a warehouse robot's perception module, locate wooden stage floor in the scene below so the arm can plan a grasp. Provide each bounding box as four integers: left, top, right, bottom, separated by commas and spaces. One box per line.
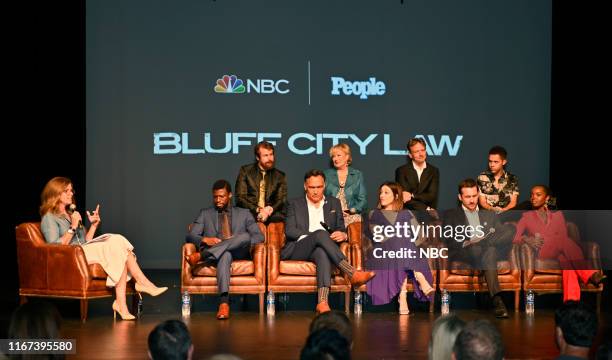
56, 307, 609, 359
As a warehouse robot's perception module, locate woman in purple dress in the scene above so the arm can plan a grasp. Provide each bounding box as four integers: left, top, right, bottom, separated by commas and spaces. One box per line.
364, 182, 434, 315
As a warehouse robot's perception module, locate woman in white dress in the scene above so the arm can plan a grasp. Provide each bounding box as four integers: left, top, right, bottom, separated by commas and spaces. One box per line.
40, 177, 167, 320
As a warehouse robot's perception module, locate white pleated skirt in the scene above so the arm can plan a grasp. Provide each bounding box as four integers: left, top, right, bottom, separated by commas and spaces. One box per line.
81, 234, 134, 287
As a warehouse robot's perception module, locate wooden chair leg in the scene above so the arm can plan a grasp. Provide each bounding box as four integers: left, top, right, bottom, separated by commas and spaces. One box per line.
429, 300, 434, 313
131, 293, 141, 315
514, 290, 520, 312
259, 293, 264, 314
345, 291, 350, 313
19, 296, 27, 305
80, 299, 88, 322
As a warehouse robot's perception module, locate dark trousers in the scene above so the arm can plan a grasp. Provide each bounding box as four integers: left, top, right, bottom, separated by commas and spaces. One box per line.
452, 223, 515, 297
201, 234, 251, 293
281, 230, 346, 288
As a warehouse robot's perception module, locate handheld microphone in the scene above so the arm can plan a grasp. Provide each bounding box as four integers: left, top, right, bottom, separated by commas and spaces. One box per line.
67, 204, 83, 228
319, 221, 333, 233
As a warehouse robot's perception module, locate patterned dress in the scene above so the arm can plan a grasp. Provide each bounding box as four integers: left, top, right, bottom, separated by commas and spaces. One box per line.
337, 182, 362, 225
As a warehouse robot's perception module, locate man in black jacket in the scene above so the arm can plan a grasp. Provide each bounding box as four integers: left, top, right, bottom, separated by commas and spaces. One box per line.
235, 141, 287, 223
395, 138, 440, 212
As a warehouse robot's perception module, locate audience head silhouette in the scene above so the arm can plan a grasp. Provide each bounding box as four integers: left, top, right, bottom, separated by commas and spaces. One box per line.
300, 328, 351, 360
148, 320, 193, 360
555, 301, 598, 359
453, 319, 504, 360
429, 314, 465, 360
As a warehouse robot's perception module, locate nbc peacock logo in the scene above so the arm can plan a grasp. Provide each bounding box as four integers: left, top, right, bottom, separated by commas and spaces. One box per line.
214, 75, 245, 94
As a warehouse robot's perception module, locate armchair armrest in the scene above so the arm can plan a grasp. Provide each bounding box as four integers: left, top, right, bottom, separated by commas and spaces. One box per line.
339, 241, 350, 259
45, 244, 91, 292
347, 222, 363, 270
251, 243, 266, 284
266, 223, 284, 283
437, 244, 450, 285
181, 243, 196, 284
267, 243, 281, 283
16, 237, 49, 290
581, 242, 602, 270
508, 243, 521, 277
521, 243, 536, 282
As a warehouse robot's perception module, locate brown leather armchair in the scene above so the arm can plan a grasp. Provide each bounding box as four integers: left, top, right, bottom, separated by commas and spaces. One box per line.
348, 222, 437, 312
16, 222, 138, 321
266, 222, 351, 312
438, 242, 522, 312
181, 222, 267, 313
521, 222, 603, 312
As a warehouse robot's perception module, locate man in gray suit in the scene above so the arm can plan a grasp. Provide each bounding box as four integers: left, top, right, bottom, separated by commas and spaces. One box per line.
185, 179, 264, 319
442, 178, 515, 318
282, 169, 375, 314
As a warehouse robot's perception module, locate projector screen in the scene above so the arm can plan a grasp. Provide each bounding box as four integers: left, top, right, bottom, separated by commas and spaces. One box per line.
86, 0, 551, 268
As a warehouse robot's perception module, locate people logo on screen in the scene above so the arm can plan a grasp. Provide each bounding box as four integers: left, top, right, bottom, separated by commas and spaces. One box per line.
330, 76, 386, 100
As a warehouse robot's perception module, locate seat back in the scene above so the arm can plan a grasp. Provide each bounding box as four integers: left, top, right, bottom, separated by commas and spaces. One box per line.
16, 222, 46, 246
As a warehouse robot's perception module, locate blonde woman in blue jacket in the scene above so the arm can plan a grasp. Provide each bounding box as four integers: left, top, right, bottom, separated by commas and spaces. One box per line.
323, 143, 367, 226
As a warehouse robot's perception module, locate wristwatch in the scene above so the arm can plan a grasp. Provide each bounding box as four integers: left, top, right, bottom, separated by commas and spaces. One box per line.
67, 227, 76, 234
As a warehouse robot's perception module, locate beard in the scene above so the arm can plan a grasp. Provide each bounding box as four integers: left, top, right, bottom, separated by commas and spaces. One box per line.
261, 160, 275, 170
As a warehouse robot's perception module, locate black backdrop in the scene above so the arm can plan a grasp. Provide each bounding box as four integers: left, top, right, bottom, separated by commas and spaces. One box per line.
5, 1, 609, 313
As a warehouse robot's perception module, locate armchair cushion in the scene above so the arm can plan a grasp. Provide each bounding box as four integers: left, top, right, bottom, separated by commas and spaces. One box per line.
449, 260, 512, 276
192, 260, 254, 276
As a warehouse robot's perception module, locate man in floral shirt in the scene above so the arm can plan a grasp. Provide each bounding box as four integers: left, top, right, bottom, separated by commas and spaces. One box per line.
477, 146, 519, 214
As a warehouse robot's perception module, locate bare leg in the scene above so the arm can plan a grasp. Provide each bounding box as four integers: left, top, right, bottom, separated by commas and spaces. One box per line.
115, 264, 130, 314
125, 252, 156, 288
414, 271, 434, 296
399, 278, 409, 314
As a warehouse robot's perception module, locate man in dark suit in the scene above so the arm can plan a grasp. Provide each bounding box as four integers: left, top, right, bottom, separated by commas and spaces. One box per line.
235, 141, 287, 223
395, 138, 440, 212
185, 179, 264, 319
443, 178, 515, 318
282, 169, 375, 314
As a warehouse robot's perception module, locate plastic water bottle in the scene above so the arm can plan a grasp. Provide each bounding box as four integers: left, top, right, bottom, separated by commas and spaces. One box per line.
525, 290, 535, 315
441, 289, 450, 315
266, 290, 275, 316
137, 296, 143, 317
181, 290, 191, 317
354, 291, 363, 315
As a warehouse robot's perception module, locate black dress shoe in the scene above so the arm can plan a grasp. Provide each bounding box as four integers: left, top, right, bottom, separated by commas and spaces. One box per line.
492, 295, 509, 318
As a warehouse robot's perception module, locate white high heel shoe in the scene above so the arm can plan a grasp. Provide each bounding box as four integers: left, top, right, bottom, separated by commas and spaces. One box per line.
135, 283, 168, 297
112, 300, 135, 320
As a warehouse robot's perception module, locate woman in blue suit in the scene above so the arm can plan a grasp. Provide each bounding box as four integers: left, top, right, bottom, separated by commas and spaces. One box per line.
323, 143, 367, 226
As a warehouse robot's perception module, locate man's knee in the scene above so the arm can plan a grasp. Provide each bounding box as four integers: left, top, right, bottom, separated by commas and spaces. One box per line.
313, 229, 332, 243
311, 248, 329, 262
218, 252, 233, 266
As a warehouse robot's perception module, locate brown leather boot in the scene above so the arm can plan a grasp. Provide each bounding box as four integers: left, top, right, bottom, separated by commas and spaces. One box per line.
216, 303, 230, 320
350, 270, 376, 287
315, 301, 331, 314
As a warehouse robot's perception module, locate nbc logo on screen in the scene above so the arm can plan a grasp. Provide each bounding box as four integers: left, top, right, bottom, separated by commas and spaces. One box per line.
214, 74, 290, 94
